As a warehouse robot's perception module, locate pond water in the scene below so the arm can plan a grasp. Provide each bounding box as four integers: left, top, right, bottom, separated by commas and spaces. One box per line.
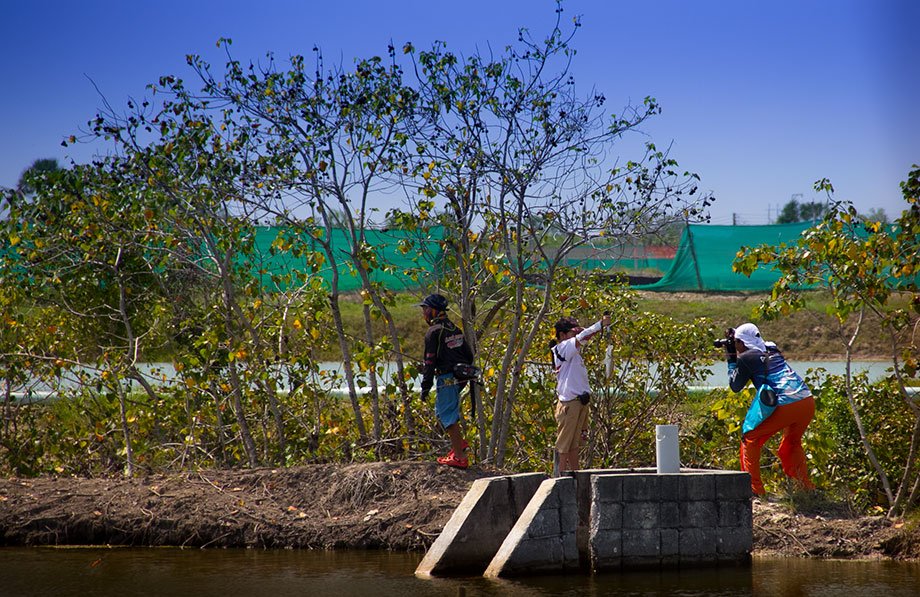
696, 360, 896, 388
13, 359, 898, 401
1, 547, 917, 596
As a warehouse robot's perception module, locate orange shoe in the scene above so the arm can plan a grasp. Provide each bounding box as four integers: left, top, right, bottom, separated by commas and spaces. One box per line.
437, 454, 469, 469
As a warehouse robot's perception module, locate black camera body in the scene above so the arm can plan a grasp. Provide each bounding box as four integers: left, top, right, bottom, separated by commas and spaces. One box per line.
714, 327, 736, 349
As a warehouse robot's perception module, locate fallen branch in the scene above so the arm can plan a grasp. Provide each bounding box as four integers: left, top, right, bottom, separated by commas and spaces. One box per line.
197, 473, 224, 493
199, 531, 233, 549
755, 522, 813, 556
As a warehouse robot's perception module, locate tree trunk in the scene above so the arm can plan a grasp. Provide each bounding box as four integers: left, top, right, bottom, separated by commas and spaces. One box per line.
361, 303, 383, 442
843, 308, 895, 507
889, 416, 920, 517
351, 257, 414, 439
315, 215, 368, 443
329, 293, 368, 442
490, 274, 525, 466
115, 380, 135, 477
226, 361, 259, 467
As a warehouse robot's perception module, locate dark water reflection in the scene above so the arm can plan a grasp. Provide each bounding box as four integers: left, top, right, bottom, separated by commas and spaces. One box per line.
1, 547, 917, 596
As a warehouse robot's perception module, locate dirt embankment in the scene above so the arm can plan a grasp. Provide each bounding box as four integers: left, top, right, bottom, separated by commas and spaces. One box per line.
1, 462, 917, 560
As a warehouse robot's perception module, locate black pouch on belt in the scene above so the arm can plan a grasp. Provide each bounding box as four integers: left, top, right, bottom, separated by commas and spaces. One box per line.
759, 386, 778, 407
577, 392, 591, 405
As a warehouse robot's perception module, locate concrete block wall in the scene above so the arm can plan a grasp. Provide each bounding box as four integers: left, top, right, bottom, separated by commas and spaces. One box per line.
415, 472, 546, 577
589, 469, 752, 571
483, 477, 580, 577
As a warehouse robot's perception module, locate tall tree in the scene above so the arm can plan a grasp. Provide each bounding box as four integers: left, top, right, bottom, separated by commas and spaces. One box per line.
182, 42, 424, 448
15, 158, 61, 196
402, 2, 713, 464
1, 161, 171, 476
776, 196, 828, 224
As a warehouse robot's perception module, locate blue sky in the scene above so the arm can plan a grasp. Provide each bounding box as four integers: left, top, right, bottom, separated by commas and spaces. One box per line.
1, 0, 916, 225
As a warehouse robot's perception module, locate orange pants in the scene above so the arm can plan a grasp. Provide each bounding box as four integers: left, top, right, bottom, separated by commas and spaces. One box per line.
740, 396, 815, 496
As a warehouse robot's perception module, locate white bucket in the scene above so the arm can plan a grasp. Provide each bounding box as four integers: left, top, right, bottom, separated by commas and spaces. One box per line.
656, 424, 680, 474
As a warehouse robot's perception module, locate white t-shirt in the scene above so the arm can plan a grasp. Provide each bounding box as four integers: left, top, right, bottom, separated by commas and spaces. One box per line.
552, 337, 590, 401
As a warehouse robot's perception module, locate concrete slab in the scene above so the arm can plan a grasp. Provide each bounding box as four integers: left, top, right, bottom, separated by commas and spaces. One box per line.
414, 472, 546, 577
483, 477, 579, 577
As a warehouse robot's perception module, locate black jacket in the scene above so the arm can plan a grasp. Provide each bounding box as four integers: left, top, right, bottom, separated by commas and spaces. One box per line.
420, 313, 474, 395
729, 348, 774, 392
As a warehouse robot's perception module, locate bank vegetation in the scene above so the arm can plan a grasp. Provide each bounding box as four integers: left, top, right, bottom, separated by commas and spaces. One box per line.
1, 2, 918, 518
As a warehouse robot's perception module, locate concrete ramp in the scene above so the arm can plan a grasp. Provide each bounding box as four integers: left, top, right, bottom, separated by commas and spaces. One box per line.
415, 472, 546, 577
483, 477, 579, 577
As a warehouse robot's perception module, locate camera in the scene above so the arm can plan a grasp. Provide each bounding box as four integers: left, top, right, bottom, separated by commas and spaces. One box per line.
713, 328, 735, 349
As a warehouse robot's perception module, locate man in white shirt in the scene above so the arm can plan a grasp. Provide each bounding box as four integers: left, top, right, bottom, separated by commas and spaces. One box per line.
550, 313, 610, 475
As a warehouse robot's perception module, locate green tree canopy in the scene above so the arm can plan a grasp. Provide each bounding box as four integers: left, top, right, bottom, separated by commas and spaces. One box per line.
776, 196, 829, 224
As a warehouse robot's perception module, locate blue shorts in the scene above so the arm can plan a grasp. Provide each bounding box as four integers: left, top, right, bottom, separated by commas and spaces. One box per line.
434, 373, 461, 428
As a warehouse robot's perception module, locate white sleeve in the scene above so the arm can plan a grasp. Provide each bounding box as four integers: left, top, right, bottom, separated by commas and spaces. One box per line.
575, 320, 603, 343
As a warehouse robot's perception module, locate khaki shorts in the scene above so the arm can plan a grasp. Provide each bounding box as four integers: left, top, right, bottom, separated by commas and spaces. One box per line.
555, 399, 589, 452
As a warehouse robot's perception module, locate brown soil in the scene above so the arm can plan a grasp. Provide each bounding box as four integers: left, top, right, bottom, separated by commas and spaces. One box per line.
1, 462, 918, 561
752, 497, 919, 560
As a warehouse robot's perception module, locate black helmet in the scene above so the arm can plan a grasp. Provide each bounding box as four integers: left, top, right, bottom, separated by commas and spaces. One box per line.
418, 293, 448, 311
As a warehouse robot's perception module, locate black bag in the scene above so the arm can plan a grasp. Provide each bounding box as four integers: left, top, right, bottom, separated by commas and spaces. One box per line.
453, 362, 480, 381
577, 391, 591, 405
759, 387, 778, 407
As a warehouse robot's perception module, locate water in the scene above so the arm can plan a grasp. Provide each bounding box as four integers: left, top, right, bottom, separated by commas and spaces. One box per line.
1, 547, 917, 596
12, 360, 896, 401
697, 359, 896, 388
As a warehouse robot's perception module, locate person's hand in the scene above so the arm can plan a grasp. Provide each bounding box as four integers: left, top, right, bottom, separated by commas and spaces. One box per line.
724, 328, 737, 359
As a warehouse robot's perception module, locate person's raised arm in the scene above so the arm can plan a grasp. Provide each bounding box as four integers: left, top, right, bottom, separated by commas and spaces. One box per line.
575, 313, 611, 345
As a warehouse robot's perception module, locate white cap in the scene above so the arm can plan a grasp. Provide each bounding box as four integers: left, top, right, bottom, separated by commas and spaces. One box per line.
734, 322, 767, 352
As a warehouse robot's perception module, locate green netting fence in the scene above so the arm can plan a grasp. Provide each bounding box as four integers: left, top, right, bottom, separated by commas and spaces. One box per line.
247, 225, 445, 292
634, 223, 814, 292
227, 222, 914, 294
566, 257, 674, 274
